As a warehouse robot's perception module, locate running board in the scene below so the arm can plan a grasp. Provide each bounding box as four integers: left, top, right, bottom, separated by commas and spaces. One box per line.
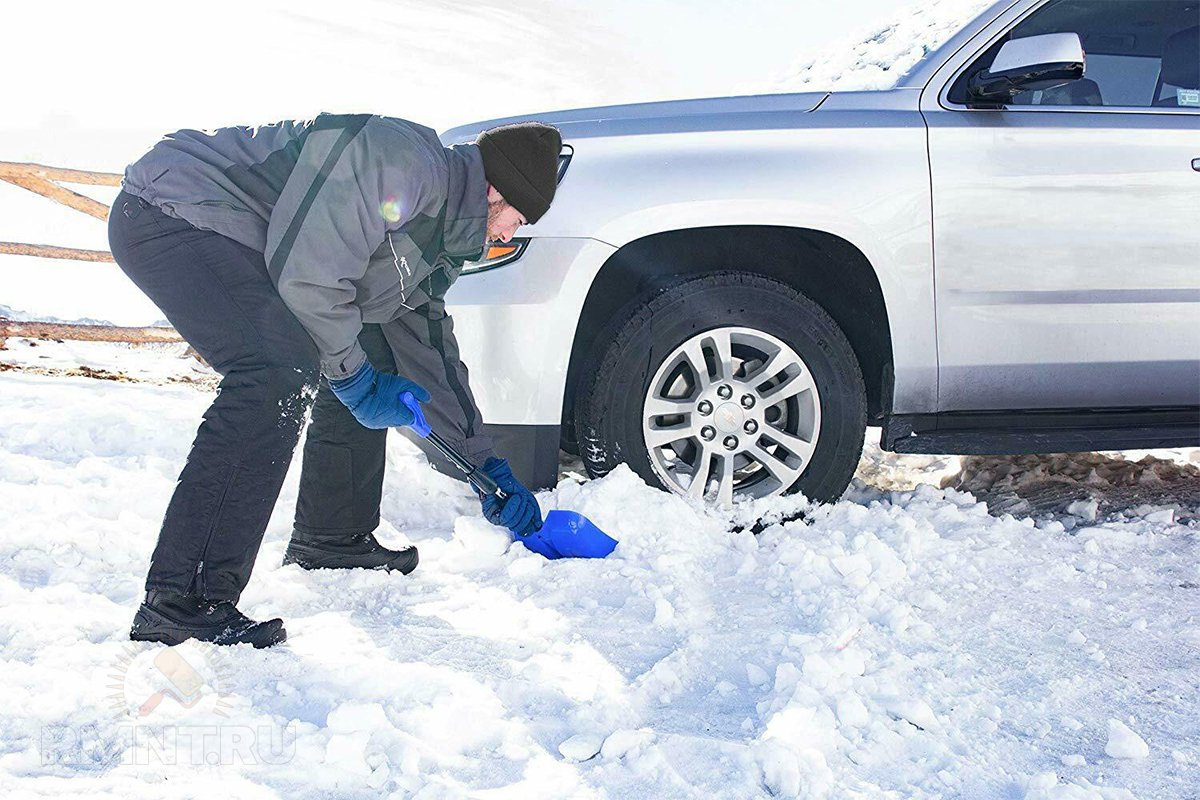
881, 407, 1200, 455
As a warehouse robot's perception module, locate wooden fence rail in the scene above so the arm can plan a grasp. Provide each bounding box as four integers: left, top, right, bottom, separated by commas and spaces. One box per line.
0, 160, 186, 363
0, 160, 121, 262
0, 318, 182, 348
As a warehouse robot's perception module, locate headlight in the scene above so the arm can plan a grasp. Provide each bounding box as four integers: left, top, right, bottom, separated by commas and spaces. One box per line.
557, 145, 573, 181
461, 238, 530, 275
462, 144, 572, 276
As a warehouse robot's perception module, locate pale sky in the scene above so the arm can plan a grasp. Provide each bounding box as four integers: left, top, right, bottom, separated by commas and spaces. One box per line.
1, 0, 918, 323
2, 0, 916, 165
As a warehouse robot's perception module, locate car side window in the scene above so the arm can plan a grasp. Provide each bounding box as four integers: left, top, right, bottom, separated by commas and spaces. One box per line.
949, 0, 1199, 109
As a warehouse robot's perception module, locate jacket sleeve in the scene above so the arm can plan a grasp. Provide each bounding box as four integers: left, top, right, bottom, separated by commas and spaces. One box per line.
265, 116, 443, 379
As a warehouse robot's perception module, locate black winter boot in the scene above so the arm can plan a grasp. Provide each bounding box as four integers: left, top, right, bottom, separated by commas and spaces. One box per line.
130, 590, 286, 648
282, 530, 419, 574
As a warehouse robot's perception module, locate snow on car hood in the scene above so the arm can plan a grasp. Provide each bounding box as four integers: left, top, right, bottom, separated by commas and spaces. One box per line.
766, 0, 1001, 93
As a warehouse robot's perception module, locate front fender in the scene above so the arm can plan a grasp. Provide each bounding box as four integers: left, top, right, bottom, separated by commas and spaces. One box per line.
536, 119, 937, 413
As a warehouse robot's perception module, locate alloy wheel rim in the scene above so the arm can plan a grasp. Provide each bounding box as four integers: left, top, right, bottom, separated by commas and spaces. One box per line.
642, 326, 821, 506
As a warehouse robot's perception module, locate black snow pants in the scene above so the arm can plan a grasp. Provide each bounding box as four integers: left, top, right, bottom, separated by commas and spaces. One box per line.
108, 191, 318, 600
108, 191, 492, 601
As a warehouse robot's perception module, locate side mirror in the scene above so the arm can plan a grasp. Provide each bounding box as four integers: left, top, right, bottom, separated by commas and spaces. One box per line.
968, 32, 1085, 106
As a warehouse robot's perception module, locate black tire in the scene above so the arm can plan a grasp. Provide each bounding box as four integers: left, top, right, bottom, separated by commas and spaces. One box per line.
575, 272, 866, 504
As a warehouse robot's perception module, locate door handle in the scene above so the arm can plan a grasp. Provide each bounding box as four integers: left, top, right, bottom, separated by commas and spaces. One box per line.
1193, 158, 1200, 171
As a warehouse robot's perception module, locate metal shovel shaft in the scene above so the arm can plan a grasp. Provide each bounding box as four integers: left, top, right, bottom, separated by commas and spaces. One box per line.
423, 430, 507, 500
399, 391, 507, 499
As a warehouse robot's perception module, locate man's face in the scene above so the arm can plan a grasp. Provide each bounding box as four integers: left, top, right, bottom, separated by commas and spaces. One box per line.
486, 185, 526, 244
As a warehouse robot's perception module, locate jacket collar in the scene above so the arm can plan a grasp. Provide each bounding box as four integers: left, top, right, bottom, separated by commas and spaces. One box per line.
442, 143, 488, 261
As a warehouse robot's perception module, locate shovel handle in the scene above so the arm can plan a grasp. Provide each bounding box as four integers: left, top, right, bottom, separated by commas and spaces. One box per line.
429, 431, 506, 499
400, 392, 507, 500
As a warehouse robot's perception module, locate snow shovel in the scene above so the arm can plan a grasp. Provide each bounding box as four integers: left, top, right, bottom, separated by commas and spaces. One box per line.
400, 393, 618, 559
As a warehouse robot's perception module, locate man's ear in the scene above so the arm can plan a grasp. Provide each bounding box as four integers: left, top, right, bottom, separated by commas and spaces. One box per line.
486, 184, 504, 204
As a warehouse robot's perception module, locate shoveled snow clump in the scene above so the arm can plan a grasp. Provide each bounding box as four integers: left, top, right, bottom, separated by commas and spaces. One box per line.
1105, 719, 1150, 760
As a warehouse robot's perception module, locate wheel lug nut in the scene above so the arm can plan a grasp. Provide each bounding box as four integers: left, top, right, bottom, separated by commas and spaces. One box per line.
700, 426, 716, 441
740, 394, 755, 409
697, 400, 713, 415
723, 435, 739, 450
716, 384, 732, 399
743, 420, 758, 434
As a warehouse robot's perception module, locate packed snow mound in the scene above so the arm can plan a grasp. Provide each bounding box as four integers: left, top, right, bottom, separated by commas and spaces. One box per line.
2, 372, 1197, 798
767, 0, 998, 93
945, 450, 1200, 523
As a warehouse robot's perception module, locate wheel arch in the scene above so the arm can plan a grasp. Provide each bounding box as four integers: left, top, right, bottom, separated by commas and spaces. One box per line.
561, 225, 894, 448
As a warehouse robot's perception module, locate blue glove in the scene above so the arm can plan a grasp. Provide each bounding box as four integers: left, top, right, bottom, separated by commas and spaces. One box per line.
329, 361, 430, 430
478, 456, 544, 539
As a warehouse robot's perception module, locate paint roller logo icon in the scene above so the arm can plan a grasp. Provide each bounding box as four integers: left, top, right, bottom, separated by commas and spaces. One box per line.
107, 641, 234, 720
137, 649, 206, 716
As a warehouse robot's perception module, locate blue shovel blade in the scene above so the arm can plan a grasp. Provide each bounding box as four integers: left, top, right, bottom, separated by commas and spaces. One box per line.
538, 510, 618, 559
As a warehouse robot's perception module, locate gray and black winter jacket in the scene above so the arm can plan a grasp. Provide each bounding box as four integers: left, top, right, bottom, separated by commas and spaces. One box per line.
121, 113, 489, 381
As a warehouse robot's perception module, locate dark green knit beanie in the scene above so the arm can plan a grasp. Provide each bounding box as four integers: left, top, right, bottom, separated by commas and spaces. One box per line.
476, 122, 562, 224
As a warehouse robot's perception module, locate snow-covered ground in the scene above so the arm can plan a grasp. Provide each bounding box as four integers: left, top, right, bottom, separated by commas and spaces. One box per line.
0, 335, 194, 364
0, 338, 214, 388
1, 368, 1197, 799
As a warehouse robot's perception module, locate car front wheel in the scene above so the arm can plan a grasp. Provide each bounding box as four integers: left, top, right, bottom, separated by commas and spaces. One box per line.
575, 272, 866, 505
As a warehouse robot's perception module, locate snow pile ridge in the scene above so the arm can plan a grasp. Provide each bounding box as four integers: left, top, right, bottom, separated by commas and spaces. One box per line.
767, 0, 998, 93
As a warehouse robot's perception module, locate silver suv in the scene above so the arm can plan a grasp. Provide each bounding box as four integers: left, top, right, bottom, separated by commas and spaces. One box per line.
439, 0, 1199, 505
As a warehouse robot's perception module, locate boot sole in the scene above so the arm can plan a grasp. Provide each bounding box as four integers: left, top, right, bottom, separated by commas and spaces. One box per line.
282, 544, 419, 575
129, 605, 287, 649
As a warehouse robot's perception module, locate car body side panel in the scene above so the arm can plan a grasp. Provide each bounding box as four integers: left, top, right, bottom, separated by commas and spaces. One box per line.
918, 0, 1200, 410
925, 111, 1200, 410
